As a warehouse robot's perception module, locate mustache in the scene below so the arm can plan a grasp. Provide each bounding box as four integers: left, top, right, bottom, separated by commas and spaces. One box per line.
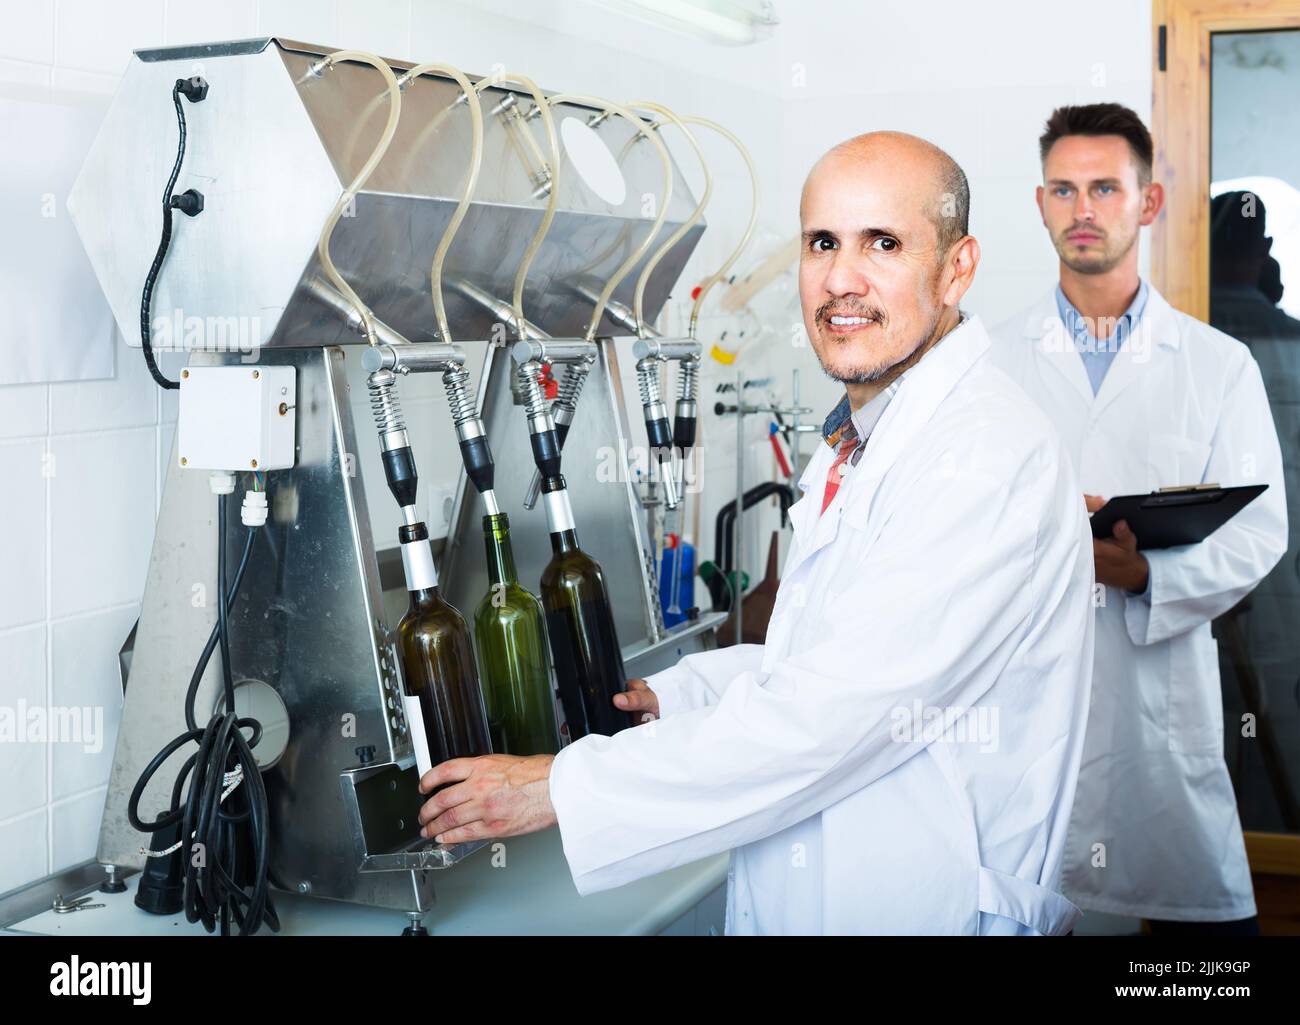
815, 300, 887, 325
1062, 222, 1107, 238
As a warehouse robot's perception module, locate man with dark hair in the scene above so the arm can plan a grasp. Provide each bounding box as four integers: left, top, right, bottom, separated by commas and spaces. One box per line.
991, 102, 1287, 935
1039, 103, 1154, 183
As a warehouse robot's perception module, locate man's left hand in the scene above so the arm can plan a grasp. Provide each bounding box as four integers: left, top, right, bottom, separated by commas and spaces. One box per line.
1093, 519, 1150, 594
418, 754, 557, 845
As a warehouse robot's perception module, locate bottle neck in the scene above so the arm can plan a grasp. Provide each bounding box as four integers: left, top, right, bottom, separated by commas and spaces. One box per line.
541, 481, 579, 550
407, 585, 442, 609
550, 528, 580, 556
401, 537, 440, 594
483, 516, 519, 585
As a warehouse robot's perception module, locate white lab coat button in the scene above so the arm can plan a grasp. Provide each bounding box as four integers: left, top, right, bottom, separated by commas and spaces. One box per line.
838, 463, 850, 478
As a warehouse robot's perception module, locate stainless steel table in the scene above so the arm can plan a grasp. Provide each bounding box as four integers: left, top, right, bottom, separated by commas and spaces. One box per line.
3, 829, 728, 937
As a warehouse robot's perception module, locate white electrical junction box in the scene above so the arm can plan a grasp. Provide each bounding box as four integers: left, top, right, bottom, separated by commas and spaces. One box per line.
177, 366, 297, 471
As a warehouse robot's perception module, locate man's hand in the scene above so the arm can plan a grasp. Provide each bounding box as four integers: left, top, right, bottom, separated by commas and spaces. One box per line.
1085, 493, 1150, 594
417, 753, 556, 845
613, 678, 659, 723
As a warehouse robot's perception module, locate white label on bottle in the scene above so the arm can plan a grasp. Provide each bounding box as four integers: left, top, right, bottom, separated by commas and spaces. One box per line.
401, 539, 439, 591
404, 694, 434, 780
543, 488, 576, 532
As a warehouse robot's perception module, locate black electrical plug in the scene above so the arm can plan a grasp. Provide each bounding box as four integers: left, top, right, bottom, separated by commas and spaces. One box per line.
169, 189, 204, 217
176, 75, 208, 102
134, 817, 185, 915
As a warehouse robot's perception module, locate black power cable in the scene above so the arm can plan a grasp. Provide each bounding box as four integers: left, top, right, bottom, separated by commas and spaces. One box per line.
128, 495, 278, 935
139, 76, 207, 391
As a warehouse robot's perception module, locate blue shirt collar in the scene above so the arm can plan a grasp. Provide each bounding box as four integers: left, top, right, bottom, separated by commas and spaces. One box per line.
821, 393, 853, 445
1054, 279, 1149, 351
821, 379, 901, 448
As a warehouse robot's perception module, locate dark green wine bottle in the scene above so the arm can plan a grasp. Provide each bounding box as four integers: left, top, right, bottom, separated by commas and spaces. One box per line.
474, 512, 559, 755
395, 521, 492, 785
537, 475, 634, 739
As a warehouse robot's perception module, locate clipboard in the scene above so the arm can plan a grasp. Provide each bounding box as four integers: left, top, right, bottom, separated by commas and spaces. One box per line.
1089, 483, 1269, 549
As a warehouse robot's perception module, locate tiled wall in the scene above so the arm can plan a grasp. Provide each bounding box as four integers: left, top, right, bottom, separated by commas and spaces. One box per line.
0, 0, 788, 895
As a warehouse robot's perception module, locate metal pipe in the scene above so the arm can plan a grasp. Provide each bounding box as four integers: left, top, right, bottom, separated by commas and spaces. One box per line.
509, 339, 599, 364
631, 337, 701, 362
305, 276, 426, 351
447, 278, 551, 340
360, 342, 466, 375
570, 283, 660, 339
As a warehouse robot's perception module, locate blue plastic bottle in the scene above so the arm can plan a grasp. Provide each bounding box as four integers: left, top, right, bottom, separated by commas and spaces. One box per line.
658, 533, 696, 628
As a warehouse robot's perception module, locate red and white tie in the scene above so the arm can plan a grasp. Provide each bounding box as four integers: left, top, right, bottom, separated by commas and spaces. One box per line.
820, 426, 860, 514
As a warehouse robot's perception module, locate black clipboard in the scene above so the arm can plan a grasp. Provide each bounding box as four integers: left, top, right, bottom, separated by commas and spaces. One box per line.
1089, 484, 1269, 549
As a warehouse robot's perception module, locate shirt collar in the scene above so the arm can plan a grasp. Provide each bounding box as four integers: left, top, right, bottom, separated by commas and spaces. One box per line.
820, 312, 968, 448
1054, 279, 1149, 346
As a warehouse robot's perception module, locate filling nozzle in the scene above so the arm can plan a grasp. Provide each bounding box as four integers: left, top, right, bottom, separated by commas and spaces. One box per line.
368, 368, 420, 515
674, 352, 701, 454
513, 345, 595, 510
515, 358, 563, 485
443, 364, 499, 512
635, 355, 680, 510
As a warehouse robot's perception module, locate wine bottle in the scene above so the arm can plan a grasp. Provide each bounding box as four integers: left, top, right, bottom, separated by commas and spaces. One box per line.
474, 512, 559, 755
395, 521, 492, 787
537, 475, 634, 739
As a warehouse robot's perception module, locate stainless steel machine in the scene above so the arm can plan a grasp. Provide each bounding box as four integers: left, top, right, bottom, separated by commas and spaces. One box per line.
67, 37, 732, 925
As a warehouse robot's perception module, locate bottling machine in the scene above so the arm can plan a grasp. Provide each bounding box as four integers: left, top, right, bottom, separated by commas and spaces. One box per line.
66, 37, 745, 927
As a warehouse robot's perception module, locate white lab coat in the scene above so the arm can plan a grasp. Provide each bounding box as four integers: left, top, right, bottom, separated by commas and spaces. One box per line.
548, 316, 1095, 934
989, 285, 1288, 922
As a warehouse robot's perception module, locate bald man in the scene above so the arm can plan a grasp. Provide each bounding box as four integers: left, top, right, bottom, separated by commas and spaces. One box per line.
415, 133, 1095, 935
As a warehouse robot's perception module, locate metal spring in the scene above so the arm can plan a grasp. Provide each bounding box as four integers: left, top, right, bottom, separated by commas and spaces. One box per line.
555, 360, 589, 414
516, 361, 549, 419
678, 355, 700, 403
443, 365, 477, 427
637, 357, 663, 407
368, 369, 405, 435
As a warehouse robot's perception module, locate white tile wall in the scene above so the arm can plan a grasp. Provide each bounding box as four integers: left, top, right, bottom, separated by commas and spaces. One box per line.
51, 605, 136, 801
55, 0, 166, 75
164, 0, 259, 47
0, 382, 49, 439
0, 810, 49, 895
50, 786, 107, 873
0, 0, 54, 65
0, 625, 48, 822
48, 422, 157, 619
0, 440, 47, 629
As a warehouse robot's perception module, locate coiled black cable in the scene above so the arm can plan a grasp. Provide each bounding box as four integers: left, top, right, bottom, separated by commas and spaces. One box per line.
128, 496, 278, 935
138, 80, 193, 391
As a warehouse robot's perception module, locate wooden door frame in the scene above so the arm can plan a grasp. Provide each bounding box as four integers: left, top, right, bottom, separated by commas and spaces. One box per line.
1152, 0, 1300, 879
1151, 0, 1300, 320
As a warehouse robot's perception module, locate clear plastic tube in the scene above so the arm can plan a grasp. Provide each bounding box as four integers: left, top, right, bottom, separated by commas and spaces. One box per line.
474, 72, 560, 335
548, 94, 673, 341
678, 116, 759, 340
399, 63, 484, 344
314, 50, 403, 347
624, 101, 712, 338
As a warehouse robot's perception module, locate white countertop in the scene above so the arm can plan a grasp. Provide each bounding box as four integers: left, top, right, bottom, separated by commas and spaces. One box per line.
7, 829, 728, 937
